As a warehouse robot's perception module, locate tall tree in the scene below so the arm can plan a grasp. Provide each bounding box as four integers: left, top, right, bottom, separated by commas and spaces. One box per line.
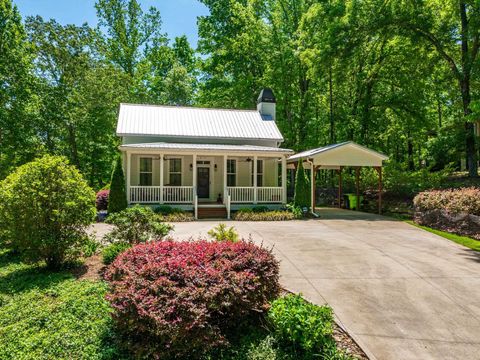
389, 0, 480, 176
0, 0, 37, 178
95, 0, 164, 77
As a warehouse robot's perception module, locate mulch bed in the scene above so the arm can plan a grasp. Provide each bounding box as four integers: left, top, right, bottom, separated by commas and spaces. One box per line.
71, 255, 105, 281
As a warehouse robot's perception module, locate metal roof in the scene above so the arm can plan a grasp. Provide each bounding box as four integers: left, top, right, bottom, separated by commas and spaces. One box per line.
117, 103, 284, 141
288, 141, 388, 164
120, 142, 294, 154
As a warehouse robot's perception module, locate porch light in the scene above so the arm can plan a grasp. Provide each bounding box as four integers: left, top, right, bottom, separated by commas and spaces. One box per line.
214, 164, 218, 171
190, 163, 193, 171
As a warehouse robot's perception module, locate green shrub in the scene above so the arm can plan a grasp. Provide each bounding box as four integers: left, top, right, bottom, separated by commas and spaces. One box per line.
208, 223, 239, 242
105, 205, 173, 244
102, 242, 132, 265
234, 210, 296, 221
0, 155, 96, 269
268, 294, 336, 356
294, 161, 311, 208
108, 156, 128, 214
153, 204, 183, 215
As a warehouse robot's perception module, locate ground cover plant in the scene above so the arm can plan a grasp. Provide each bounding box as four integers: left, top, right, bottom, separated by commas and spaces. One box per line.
0, 248, 122, 359
105, 239, 280, 359
0, 155, 96, 269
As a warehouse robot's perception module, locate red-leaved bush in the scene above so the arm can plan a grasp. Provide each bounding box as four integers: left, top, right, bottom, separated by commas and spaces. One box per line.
414, 187, 480, 215
104, 239, 280, 359
96, 189, 109, 211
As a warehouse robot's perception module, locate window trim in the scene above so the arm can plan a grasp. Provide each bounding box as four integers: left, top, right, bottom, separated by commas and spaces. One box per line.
139, 156, 153, 186
169, 158, 182, 186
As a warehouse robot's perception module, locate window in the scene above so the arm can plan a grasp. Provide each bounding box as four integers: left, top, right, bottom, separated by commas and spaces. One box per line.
169, 158, 182, 186
227, 159, 236, 186
251, 159, 263, 187
139, 157, 152, 186
257, 160, 263, 186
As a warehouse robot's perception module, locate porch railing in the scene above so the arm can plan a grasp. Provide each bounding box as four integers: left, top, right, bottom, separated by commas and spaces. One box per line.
227, 187, 255, 203
227, 186, 283, 203
257, 187, 283, 203
129, 186, 194, 204
163, 186, 194, 203
130, 186, 161, 203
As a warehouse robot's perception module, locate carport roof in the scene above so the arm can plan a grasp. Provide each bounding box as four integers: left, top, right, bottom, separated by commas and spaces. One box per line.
288, 141, 388, 168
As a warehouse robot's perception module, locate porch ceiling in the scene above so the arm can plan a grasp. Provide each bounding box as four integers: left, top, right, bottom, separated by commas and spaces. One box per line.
119, 142, 294, 155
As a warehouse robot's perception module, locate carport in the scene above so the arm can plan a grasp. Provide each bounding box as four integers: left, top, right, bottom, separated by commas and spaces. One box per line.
287, 141, 389, 214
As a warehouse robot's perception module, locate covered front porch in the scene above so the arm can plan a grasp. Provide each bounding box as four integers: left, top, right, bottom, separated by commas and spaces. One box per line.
120, 143, 293, 216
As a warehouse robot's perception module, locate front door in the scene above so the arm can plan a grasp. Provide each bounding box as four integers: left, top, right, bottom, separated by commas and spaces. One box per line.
197, 167, 210, 198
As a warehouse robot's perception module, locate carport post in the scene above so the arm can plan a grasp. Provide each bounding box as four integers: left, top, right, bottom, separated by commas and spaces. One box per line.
355, 167, 361, 211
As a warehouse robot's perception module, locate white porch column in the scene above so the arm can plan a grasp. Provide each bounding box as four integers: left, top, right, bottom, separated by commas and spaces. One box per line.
159, 153, 164, 204
310, 160, 315, 213
126, 151, 131, 204
192, 154, 197, 200
282, 155, 287, 204
253, 155, 258, 204
223, 155, 227, 204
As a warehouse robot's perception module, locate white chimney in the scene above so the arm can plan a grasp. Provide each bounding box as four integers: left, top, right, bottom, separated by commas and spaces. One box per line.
257, 88, 276, 121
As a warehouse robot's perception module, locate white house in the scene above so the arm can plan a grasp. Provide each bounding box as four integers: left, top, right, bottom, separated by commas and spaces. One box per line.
117, 89, 294, 218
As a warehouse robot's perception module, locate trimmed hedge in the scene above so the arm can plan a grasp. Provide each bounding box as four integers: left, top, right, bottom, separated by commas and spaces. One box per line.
234, 210, 296, 221
105, 240, 280, 359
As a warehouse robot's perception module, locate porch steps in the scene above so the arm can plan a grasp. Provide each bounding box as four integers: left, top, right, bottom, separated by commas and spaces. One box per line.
197, 205, 227, 219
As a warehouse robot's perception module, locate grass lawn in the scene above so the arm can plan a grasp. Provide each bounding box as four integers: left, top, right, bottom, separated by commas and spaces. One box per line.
405, 221, 480, 251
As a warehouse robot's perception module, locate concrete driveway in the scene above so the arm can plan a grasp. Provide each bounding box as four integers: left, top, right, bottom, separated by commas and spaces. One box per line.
171, 209, 480, 360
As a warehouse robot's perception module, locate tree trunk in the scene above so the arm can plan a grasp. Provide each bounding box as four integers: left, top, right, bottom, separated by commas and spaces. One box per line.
460, 0, 478, 177
329, 65, 334, 143
407, 131, 414, 171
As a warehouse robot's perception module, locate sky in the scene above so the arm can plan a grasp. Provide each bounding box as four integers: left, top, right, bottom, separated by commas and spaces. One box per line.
13, 0, 210, 47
